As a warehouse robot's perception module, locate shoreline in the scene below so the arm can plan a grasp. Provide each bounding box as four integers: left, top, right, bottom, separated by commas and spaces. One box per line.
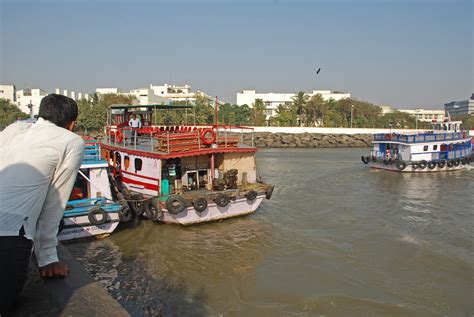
242, 132, 372, 148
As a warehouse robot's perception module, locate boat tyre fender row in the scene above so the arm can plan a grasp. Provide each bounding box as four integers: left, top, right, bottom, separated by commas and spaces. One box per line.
427, 161, 437, 169
361, 156, 370, 164
166, 195, 187, 214
214, 193, 230, 207
447, 160, 454, 168
88, 207, 108, 226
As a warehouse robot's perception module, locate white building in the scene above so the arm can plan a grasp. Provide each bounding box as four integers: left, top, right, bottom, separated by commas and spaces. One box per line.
55, 88, 90, 101
96, 88, 120, 95
399, 109, 446, 122
0, 84, 16, 102
15, 88, 48, 116
444, 93, 474, 116
236, 89, 351, 118
129, 87, 171, 105
150, 83, 225, 106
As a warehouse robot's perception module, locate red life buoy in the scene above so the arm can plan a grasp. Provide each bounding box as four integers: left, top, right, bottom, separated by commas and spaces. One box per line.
201, 129, 216, 145
116, 130, 123, 143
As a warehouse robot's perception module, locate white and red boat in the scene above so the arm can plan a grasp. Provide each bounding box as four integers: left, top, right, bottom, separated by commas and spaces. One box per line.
100, 104, 274, 225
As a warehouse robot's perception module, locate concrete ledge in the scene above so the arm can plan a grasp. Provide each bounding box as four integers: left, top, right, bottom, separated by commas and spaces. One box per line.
13, 244, 129, 317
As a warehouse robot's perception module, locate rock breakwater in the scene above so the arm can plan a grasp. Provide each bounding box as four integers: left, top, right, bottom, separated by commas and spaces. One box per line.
242, 133, 372, 148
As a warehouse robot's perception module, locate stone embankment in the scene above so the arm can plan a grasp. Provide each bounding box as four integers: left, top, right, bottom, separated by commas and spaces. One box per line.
242, 133, 372, 148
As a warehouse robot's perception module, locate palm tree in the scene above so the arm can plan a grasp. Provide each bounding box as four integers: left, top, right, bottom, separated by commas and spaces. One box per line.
291, 91, 309, 126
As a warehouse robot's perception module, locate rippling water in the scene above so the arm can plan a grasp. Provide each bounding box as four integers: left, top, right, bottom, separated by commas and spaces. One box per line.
67, 148, 474, 316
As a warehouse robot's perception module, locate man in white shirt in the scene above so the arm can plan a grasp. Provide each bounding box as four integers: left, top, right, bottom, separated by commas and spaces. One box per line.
128, 114, 142, 129
128, 114, 141, 144
0, 94, 84, 315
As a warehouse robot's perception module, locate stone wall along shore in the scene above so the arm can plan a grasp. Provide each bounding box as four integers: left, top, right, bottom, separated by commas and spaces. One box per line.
241, 132, 372, 148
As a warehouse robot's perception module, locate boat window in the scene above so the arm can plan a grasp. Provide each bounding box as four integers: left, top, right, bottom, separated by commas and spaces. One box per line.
115, 152, 122, 170
433, 145, 438, 151
423, 145, 428, 151
135, 158, 143, 173
124, 156, 130, 170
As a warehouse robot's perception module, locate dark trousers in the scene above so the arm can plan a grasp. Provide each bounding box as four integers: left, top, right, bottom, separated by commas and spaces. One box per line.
0, 232, 33, 316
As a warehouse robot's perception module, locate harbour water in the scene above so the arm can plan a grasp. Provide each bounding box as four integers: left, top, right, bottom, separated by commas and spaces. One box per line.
67, 148, 474, 316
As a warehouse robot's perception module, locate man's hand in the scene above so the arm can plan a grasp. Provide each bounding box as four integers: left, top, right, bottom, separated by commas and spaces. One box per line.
39, 261, 69, 279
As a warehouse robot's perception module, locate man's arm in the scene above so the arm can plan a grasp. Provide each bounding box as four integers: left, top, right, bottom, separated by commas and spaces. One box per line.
34, 138, 84, 275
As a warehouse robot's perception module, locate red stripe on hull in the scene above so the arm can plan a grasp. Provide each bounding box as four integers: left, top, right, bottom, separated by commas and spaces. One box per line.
122, 176, 160, 191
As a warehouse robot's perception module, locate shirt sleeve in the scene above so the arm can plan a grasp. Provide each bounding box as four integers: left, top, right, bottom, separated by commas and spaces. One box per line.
34, 138, 85, 267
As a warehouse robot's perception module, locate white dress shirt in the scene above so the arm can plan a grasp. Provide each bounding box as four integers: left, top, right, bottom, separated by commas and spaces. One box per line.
0, 118, 84, 267
128, 118, 142, 128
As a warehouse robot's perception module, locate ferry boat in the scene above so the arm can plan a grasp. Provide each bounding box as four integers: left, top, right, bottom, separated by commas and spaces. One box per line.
361, 120, 472, 172
99, 103, 274, 225
59, 138, 124, 241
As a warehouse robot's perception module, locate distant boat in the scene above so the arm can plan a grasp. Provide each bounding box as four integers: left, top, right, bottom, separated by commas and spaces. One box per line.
361, 120, 472, 172
59, 138, 123, 241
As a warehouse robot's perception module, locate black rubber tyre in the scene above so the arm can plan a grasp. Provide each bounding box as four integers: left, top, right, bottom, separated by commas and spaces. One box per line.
214, 193, 230, 207
419, 160, 427, 169
447, 160, 454, 168
412, 162, 419, 170
130, 193, 146, 216
461, 158, 466, 165
193, 197, 208, 213
88, 207, 108, 226
361, 156, 370, 164
118, 206, 133, 222
166, 195, 187, 214
437, 160, 446, 168
265, 185, 274, 200
246, 190, 258, 201
146, 198, 161, 221
454, 159, 460, 167
396, 160, 407, 171
427, 161, 437, 169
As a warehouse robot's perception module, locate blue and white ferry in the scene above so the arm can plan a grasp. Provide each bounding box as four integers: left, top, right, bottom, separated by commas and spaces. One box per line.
58, 138, 123, 241
361, 120, 472, 172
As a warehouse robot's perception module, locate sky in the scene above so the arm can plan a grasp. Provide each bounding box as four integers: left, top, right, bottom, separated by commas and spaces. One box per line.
0, 0, 472, 108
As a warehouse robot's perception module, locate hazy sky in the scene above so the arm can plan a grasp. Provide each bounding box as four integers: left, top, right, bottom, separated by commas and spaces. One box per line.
0, 0, 472, 108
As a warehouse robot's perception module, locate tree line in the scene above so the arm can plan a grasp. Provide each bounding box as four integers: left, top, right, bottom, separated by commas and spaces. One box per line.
1, 93, 473, 131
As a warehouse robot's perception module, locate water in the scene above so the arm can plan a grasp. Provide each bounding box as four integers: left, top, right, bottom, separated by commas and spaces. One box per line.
67, 148, 474, 316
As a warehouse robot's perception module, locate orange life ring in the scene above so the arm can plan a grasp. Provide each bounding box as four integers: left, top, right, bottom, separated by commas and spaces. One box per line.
201, 129, 216, 145
384, 134, 391, 140
116, 130, 123, 143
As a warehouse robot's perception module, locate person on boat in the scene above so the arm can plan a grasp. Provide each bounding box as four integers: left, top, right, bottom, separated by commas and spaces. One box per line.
128, 114, 142, 144
386, 148, 392, 160
0, 94, 84, 315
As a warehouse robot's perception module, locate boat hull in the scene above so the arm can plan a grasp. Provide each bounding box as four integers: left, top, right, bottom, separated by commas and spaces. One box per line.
158, 194, 266, 225
58, 212, 120, 241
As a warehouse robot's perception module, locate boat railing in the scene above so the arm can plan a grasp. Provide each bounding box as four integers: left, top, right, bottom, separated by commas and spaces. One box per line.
105, 124, 255, 153
82, 139, 106, 164
373, 131, 469, 143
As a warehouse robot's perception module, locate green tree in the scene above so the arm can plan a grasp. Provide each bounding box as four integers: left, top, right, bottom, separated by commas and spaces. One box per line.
305, 94, 327, 126
251, 99, 266, 126
291, 91, 309, 126
273, 104, 293, 126
0, 98, 28, 129
75, 93, 136, 131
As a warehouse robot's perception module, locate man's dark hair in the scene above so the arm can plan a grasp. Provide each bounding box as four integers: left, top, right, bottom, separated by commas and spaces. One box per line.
38, 94, 78, 128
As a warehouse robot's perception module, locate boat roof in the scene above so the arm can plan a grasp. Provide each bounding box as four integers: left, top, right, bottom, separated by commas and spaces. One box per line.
110, 104, 193, 110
